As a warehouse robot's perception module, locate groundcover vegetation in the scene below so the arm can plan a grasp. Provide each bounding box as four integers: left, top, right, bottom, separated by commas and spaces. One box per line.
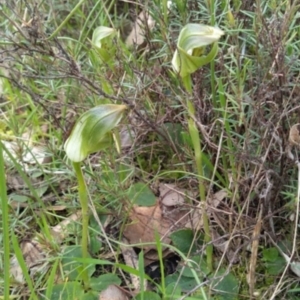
0, 0, 300, 299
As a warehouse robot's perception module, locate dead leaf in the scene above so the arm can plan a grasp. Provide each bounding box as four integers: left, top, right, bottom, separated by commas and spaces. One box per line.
120, 238, 145, 292
2, 140, 51, 165
207, 189, 228, 210
10, 238, 48, 283
144, 248, 173, 266
289, 123, 300, 146
211, 230, 239, 264
123, 201, 188, 251
185, 190, 228, 230
50, 211, 82, 244
125, 11, 155, 46
45, 205, 67, 211
22, 145, 52, 165
159, 183, 186, 206
120, 127, 135, 149
10, 211, 82, 283
185, 205, 203, 229
99, 285, 129, 300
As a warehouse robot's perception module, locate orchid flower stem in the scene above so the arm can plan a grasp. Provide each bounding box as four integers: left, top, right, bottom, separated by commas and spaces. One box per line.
72, 161, 90, 286
208, 0, 217, 107
0, 141, 10, 300
210, 60, 216, 107
186, 99, 213, 272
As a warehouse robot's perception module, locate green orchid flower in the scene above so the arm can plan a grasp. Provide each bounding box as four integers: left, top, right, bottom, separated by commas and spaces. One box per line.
64, 104, 126, 162
172, 23, 224, 80
91, 26, 117, 62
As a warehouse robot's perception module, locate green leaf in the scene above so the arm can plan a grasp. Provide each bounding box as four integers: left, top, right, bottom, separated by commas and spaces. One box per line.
135, 291, 162, 300
165, 273, 198, 292
127, 182, 156, 206
212, 271, 239, 300
64, 104, 126, 162
9, 193, 30, 203
81, 290, 99, 300
90, 274, 121, 292
170, 229, 196, 254
264, 256, 286, 275
50, 282, 85, 300
92, 26, 116, 48
180, 255, 210, 278
165, 283, 182, 299
89, 235, 102, 255
262, 247, 279, 262
158, 123, 185, 146
61, 245, 95, 281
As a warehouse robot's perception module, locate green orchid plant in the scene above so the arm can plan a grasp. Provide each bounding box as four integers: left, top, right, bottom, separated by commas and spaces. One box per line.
64, 104, 126, 285
172, 24, 224, 92
172, 24, 224, 271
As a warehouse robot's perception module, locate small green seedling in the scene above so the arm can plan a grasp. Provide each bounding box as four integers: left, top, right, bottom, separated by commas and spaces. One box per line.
64, 104, 126, 286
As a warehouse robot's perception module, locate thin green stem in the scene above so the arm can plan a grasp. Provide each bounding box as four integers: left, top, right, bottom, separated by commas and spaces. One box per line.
162, 0, 169, 25
186, 100, 213, 272
72, 162, 90, 286
0, 141, 10, 300
208, 0, 217, 107
155, 231, 166, 295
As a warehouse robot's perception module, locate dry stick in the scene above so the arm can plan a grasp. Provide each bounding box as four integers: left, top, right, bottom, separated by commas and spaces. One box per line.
247, 205, 263, 298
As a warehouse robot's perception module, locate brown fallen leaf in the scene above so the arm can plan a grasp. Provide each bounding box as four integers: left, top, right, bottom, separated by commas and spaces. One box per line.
10, 211, 82, 283
99, 285, 129, 300
10, 239, 48, 283
207, 189, 228, 210
186, 189, 228, 230
211, 230, 239, 264
120, 237, 146, 292
50, 211, 82, 244
123, 201, 189, 251
125, 11, 155, 46
289, 123, 300, 146
144, 248, 173, 266
159, 183, 186, 206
